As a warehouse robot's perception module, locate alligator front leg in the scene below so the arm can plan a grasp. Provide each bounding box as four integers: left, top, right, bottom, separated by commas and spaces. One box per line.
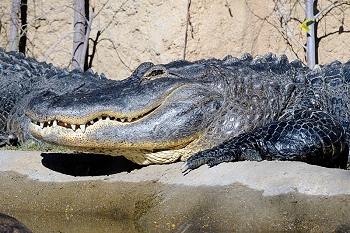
182, 109, 349, 173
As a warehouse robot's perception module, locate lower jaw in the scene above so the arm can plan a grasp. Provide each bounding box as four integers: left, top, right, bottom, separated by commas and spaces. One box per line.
59, 146, 189, 165
29, 123, 198, 164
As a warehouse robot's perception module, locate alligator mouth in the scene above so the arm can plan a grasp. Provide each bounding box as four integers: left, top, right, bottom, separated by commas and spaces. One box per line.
30, 104, 160, 133
27, 83, 217, 158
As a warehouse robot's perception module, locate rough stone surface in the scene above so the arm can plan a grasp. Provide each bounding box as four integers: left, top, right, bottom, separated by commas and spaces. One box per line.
0, 150, 350, 232
1, 0, 349, 80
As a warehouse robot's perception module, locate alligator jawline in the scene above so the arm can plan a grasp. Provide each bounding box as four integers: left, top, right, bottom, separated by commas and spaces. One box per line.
30, 104, 160, 133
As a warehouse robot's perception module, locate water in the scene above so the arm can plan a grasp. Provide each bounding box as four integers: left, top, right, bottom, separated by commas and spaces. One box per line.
4, 211, 145, 233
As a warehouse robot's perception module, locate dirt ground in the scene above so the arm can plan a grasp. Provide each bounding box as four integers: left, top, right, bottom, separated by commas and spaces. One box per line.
1, 150, 350, 232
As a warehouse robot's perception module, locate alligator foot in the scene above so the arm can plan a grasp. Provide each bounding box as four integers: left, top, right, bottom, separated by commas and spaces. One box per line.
181, 150, 222, 173
181, 146, 262, 173
182, 109, 349, 173
181, 150, 231, 174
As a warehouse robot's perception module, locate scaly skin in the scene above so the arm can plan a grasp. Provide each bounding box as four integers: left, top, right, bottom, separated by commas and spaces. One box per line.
0, 49, 349, 170
0, 48, 114, 146
25, 61, 226, 164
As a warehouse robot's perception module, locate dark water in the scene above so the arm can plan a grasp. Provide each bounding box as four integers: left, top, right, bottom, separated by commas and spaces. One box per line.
4, 211, 144, 233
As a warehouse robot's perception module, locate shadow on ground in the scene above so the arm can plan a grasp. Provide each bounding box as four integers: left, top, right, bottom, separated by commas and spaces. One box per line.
41, 153, 143, 176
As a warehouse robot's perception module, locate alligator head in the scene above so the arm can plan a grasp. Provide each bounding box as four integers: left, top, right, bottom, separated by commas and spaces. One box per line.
25, 60, 226, 164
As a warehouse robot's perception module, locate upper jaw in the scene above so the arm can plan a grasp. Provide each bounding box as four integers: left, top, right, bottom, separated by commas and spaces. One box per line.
24, 77, 188, 125
26, 84, 224, 151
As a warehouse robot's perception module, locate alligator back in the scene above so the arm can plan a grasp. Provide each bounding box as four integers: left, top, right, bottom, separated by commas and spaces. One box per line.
219, 54, 350, 142
183, 54, 350, 171
302, 61, 350, 138
191, 53, 304, 150
0, 49, 54, 144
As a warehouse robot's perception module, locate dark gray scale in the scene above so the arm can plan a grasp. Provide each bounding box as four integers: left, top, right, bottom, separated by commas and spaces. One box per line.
303, 61, 350, 140
240, 53, 253, 63
222, 55, 240, 66
183, 108, 348, 173
263, 52, 277, 62
270, 54, 291, 74
0, 54, 45, 145
323, 62, 350, 137
249, 55, 269, 72
182, 54, 350, 172
0, 50, 115, 146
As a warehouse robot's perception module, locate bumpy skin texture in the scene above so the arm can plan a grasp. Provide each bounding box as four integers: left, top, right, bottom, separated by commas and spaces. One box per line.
0, 48, 114, 146
1, 49, 349, 171
182, 109, 348, 172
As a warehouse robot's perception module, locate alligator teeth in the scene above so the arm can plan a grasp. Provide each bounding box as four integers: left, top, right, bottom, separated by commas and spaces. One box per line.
34, 113, 143, 133
80, 124, 86, 133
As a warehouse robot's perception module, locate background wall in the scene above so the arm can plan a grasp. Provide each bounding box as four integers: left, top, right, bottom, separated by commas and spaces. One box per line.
1, 0, 349, 80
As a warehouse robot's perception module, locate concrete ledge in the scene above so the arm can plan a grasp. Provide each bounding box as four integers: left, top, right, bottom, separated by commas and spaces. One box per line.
1, 150, 350, 232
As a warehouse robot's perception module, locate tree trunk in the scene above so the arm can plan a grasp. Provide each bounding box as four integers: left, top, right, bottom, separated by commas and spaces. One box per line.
9, 0, 21, 52
72, 0, 86, 70
19, 0, 27, 55
305, 0, 316, 68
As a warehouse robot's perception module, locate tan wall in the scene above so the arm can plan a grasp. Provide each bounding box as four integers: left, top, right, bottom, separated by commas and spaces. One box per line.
1, 0, 349, 80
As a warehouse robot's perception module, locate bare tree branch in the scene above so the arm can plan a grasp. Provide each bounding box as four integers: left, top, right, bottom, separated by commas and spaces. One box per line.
80, 12, 95, 71
25, 5, 70, 28
94, 0, 109, 17
72, 0, 86, 70
97, 0, 129, 35
297, 0, 306, 12
183, 0, 191, 60
275, 2, 306, 50
314, 0, 340, 18
9, 0, 21, 51
102, 28, 132, 71
42, 31, 79, 62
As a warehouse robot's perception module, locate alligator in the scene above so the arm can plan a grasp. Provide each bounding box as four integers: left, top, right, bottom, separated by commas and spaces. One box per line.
0, 48, 115, 147
0, 213, 33, 233
1, 48, 349, 172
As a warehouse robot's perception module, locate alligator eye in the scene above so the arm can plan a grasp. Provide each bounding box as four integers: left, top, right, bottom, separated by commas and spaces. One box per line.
143, 65, 168, 80
148, 69, 164, 77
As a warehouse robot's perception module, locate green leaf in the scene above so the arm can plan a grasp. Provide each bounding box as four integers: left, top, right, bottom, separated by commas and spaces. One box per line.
300, 18, 314, 33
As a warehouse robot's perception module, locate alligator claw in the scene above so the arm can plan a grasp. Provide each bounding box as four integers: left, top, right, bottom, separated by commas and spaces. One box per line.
181, 162, 191, 174
181, 146, 242, 173
181, 151, 211, 173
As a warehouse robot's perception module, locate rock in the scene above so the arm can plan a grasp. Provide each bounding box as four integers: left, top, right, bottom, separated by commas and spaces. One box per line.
0, 150, 349, 232
0, 213, 32, 233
